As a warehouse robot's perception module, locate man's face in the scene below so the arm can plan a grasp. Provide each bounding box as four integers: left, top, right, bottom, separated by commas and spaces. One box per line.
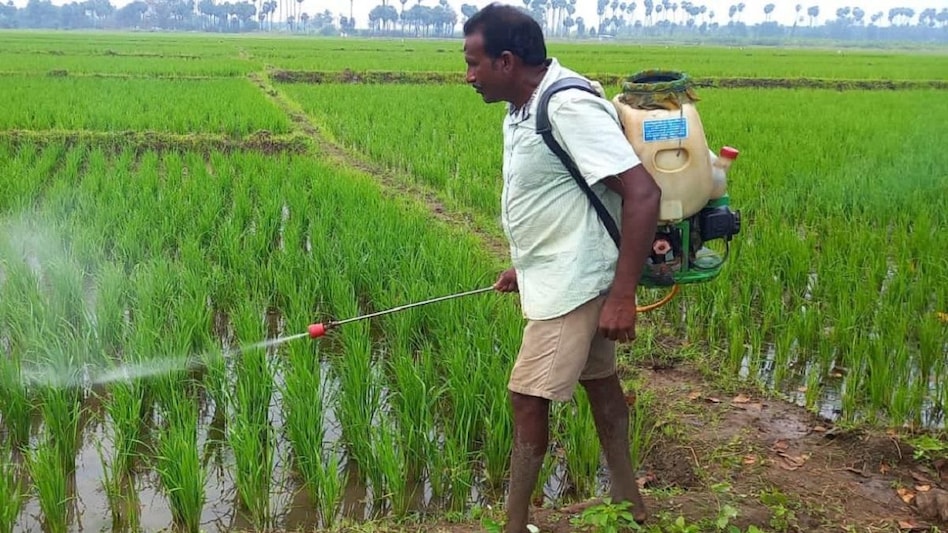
463, 31, 509, 104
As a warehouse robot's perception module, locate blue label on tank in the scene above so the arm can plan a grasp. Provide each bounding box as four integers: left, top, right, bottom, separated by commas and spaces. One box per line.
642, 117, 688, 142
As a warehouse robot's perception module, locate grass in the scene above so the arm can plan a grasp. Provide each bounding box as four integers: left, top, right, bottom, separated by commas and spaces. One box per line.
2, 32, 946, 79
283, 340, 343, 528
0, 444, 25, 533
283, 80, 948, 429
228, 301, 276, 529
246, 38, 948, 79
558, 389, 602, 501
27, 434, 71, 533
0, 77, 291, 136
0, 31, 945, 532
154, 380, 207, 533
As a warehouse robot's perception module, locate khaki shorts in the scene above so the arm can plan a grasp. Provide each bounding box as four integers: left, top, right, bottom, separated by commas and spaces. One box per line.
508, 295, 616, 402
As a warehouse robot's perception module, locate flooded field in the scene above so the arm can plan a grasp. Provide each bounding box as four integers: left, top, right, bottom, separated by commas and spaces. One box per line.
1, 30, 946, 533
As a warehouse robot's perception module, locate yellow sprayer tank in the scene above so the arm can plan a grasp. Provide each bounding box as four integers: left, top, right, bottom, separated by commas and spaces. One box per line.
611, 71, 718, 224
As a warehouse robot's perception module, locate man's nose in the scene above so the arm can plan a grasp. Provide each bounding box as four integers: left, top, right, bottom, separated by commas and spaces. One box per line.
466, 69, 476, 83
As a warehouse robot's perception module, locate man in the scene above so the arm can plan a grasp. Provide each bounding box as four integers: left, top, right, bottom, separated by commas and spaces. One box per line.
462, 3, 661, 532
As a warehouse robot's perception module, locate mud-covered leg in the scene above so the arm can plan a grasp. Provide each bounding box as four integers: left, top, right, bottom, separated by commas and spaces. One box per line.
581, 373, 648, 522
505, 391, 550, 533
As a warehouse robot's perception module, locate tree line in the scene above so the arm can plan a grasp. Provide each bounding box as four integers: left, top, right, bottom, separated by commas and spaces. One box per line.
0, 0, 945, 43
0, 0, 347, 33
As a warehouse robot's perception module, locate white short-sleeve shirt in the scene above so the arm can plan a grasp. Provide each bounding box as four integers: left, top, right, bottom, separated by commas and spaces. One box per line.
500, 57, 642, 320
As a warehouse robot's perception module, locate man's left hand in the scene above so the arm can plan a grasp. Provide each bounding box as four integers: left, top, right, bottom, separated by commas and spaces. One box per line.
599, 293, 637, 342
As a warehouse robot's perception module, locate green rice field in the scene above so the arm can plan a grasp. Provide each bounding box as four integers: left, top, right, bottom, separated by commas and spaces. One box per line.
0, 30, 946, 532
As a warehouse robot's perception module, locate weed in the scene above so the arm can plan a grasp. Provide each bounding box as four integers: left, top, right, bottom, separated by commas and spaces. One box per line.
570, 498, 642, 532
907, 434, 947, 462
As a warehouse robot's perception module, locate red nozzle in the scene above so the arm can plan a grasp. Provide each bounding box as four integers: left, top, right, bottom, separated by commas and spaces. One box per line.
720, 146, 739, 160
308, 323, 327, 338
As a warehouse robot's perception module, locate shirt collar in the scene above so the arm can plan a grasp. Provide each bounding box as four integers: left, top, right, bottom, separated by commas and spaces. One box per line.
507, 57, 559, 125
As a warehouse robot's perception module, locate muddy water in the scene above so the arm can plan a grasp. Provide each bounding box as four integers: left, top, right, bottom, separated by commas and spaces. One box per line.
740, 344, 945, 429
7, 305, 600, 533
9, 308, 333, 533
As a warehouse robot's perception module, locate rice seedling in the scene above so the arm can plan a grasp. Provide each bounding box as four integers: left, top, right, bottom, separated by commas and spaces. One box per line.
95, 411, 141, 533
282, 338, 345, 528
0, 52, 256, 76
388, 343, 441, 483
38, 381, 82, 474
480, 383, 513, 494
0, 443, 25, 533
228, 409, 276, 529
0, 36, 945, 531
313, 447, 344, 529
27, 435, 71, 533
442, 348, 483, 512
255, 37, 948, 79
226, 300, 276, 529
153, 384, 207, 533
628, 389, 656, 472
0, 77, 290, 136
104, 380, 144, 474
374, 414, 409, 517
0, 358, 31, 450
559, 389, 601, 501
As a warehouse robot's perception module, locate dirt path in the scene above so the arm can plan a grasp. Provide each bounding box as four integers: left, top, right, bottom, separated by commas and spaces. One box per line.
246, 71, 948, 533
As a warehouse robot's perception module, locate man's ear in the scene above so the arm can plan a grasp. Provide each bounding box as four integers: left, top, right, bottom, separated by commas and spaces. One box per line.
498, 50, 516, 72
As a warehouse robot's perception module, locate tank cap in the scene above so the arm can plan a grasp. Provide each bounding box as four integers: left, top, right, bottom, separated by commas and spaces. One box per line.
720, 146, 739, 159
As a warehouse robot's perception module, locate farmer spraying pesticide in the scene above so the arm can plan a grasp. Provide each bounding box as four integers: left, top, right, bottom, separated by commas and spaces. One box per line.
462, 3, 660, 530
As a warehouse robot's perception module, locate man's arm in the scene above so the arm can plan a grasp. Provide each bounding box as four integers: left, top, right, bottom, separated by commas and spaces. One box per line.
544, 90, 661, 340
600, 164, 661, 341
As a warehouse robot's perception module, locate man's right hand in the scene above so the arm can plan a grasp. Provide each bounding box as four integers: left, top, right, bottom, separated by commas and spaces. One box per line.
493, 268, 519, 293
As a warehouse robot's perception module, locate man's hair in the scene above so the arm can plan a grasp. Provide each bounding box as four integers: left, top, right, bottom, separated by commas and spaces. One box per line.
463, 3, 547, 67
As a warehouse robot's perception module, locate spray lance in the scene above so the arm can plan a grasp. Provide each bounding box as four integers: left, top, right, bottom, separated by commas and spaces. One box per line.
304, 285, 675, 340
306, 286, 494, 338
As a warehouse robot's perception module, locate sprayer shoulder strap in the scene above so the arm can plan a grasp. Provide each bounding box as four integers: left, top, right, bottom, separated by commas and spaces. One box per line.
535, 77, 622, 249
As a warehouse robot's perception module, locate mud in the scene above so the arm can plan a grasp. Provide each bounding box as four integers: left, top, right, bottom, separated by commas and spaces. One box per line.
376, 362, 947, 533
267, 69, 948, 91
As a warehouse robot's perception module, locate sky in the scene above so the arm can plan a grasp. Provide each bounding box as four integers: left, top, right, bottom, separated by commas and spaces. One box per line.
8, 0, 945, 28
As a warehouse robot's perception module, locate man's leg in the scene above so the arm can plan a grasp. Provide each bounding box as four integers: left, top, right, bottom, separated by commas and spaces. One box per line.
505, 391, 550, 533
580, 373, 648, 521
505, 297, 606, 531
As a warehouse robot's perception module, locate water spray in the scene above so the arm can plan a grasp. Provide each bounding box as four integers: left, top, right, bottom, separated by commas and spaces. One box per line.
17, 284, 678, 390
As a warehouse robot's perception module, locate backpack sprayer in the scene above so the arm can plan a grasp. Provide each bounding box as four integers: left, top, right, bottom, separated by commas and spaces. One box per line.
615, 71, 742, 289
538, 70, 742, 296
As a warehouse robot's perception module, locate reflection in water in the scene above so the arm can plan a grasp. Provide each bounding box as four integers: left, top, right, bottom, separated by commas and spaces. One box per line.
740, 342, 945, 429
7, 307, 609, 533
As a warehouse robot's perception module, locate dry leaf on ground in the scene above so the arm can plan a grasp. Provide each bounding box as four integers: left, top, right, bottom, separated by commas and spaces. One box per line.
897, 487, 916, 504
776, 452, 810, 471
